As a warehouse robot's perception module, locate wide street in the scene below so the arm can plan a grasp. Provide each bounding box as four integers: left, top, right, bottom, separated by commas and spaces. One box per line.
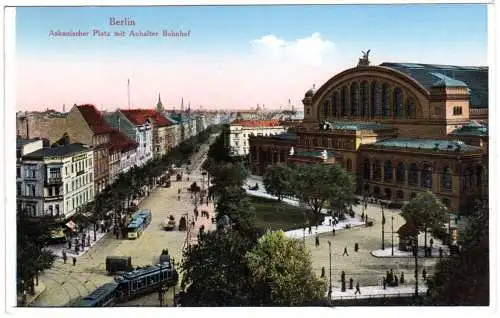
32, 135, 217, 307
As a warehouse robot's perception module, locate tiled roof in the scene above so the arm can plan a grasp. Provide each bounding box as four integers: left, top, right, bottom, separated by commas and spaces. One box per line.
372, 138, 481, 152
121, 109, 172, 127
109, 129, 138, 152
76, 104, 114, 134
380, 62, 488, 109
23, 143, 90, 159
231, 119, 282, 127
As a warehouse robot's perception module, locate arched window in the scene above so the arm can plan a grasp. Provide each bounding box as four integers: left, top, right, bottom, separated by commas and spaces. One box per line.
464, 167, 473, 192
370, 81, 378, 117
442, 166, 452, 190
363, 158, 370, 179
340, 86, 347, 117
361, 81, 369, 118
332, 92, 338, 117
396, 162, 405, 183
350, 82, 359, 117
406, 97, 414, 119
373, 160, 382, 181
346, 159, 352, 171
381, 83, 389, 118
408, 163, 418, 185
421, 163, 432, 188
322, 100, 329, 118
393, 87, 403, 118
384, 160, 393, 182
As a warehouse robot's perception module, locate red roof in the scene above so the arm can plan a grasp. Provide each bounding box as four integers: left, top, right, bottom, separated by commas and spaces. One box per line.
231, 119, 281, 127
109, 129, 138, 152
120, 109, 172, 127
76, 104, 114, 134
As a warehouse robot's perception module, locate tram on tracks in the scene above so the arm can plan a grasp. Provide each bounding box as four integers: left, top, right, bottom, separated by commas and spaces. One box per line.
74, 258, 178, 307
127, 209, 152, 239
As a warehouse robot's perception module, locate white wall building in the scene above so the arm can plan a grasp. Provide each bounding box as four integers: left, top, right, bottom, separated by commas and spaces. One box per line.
18, 143, 94, 218
228, 119, 287, 156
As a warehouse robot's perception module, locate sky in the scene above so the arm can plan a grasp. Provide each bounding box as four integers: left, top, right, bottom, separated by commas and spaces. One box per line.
15, 4, 488, 111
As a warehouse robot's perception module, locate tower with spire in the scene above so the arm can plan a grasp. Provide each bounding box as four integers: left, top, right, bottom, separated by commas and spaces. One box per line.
156, 93, 164, 112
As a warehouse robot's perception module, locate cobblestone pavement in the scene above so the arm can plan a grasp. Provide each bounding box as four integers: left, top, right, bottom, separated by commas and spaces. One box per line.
32, 138, 217, 307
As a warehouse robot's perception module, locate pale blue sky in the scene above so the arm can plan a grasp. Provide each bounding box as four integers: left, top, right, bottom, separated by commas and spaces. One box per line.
16, 4, 487, 57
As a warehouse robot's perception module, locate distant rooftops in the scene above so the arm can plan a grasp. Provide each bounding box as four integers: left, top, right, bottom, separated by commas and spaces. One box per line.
231, 119, 282, 127
120, 109, 172, 127
371, 138, 481, 152
76, 104, 114, 134
23, 143, 91, 159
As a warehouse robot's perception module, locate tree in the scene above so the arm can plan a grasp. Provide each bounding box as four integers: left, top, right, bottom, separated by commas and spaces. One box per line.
245, 230, 326, 306
17, 210, 57, 297
209, 162, 248, 198
179, 230, 257, 306
207, 133, 232, 163
215, 185, 257, 233
400, 190, 448, 249
263, 164, 294, 201
292, 164, 355, 225
425, 199, 489, 305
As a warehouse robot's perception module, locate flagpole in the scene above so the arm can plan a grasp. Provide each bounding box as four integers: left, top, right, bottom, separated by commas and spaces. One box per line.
127, 79, 130, 110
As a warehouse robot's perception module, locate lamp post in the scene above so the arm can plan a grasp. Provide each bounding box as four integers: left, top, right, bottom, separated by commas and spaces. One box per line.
381, 205, 385, 250
412, 236, 419, 298
391, 216, 394, 256
328, 240, 332, 300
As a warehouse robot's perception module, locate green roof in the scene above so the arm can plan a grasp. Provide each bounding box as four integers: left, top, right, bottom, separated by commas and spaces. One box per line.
295, 150, 339, 158
324, 121, 393, 131
380, 62, 488, 109
450, 122, 488, 137
430, 72, 468, 88
373, 138, 480, 152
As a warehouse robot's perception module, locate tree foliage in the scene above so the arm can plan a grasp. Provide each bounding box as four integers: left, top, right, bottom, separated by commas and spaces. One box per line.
179, 230, 257, 306
401, 190, 448, 248
245, 230, 326, 306
425, 199, 489, 305
263, 164, 294, 201
292, 164, 355, 223
209, 162, 248, 198
215, 185, 257, 233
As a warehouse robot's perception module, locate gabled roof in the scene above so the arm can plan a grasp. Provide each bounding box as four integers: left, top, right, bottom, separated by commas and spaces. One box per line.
380, 62, 488, 108
109, 129, 138, 152
120, 109, 172, 127
76, 104, 114, 134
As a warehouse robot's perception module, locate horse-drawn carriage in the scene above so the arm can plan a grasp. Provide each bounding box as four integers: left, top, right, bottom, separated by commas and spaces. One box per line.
163, 215, 176, 231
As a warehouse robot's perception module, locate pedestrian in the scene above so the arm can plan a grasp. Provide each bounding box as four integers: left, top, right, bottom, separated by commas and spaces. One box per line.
364, 202, 367, 210
315, 235, 320, 247
365, 214, 368, 223
321, 267, 325, 278
341, 271, 346, 282
400, 272, 405, 284
394, 275, 399, 286
178, 188, 181, 194
439, 247, 443, 258
62, 251, 67, 264
75, 244, 79, 254
422, 268, 427, 280
343, 246, 349, 256
178, 195, 181, 201
382, 277, 387, 289
72, 256, 77, 266
354, 242, 359, 252
355, 282, 361, 295
308, 226, 312, 235
430, 238, 434, 247
329, 219, 332, 226
349, 278, 353, 290
389, 269, 394, 283
87, 236, 91, 247
68, 240, 72, 250
386, 271, 391, 284
332, 227, 336, 236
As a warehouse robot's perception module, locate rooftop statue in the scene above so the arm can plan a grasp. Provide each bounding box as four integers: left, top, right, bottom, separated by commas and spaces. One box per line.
358, 49, 371, 66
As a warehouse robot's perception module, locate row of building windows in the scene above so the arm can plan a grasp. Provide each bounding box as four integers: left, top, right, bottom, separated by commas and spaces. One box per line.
320, 82, 417, 120
64, 158, 92, 176
299, 136, 356, 150
66, 188, 93, 213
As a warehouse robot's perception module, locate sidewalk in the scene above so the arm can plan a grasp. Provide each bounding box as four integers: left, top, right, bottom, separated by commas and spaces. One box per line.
44, 228, 108, 259
328, 284, 428, 300
371, 243, 450, 258
22, 281, 46, 306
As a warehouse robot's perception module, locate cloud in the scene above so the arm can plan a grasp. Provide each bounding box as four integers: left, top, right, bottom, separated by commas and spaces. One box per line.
250, 32, 334, 66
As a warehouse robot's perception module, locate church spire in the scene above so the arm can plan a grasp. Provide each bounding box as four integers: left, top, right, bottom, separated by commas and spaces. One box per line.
156, 93, 164, 112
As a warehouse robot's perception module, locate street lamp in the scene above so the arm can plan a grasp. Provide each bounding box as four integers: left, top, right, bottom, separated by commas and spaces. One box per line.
381, 205, 385, 250
328, 240, 332, 300
412, 236, 419, 298
391, 216, 394, 256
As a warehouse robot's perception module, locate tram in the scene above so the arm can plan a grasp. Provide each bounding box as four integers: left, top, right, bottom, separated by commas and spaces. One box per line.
72, 283, 118, 307
132, 209, 152, 226
127, 218, 146, 239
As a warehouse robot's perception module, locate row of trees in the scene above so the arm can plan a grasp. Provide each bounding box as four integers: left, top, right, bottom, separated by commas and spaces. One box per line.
179, 144, 327, 306
263, 163, 357, 225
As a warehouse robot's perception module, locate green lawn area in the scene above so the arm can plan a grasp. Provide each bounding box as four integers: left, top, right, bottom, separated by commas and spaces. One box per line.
249, 195, 311, 231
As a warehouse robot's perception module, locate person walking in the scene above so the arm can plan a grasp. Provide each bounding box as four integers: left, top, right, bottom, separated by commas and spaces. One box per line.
343, 246, 349, 256
72, 256, 77, 266
315, 235, 320, 248
382, 277, 387, 289
422, 268, 427, 280
321, 267, 325, 278
62, 250, 67, 264
355, 282, 361, 295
